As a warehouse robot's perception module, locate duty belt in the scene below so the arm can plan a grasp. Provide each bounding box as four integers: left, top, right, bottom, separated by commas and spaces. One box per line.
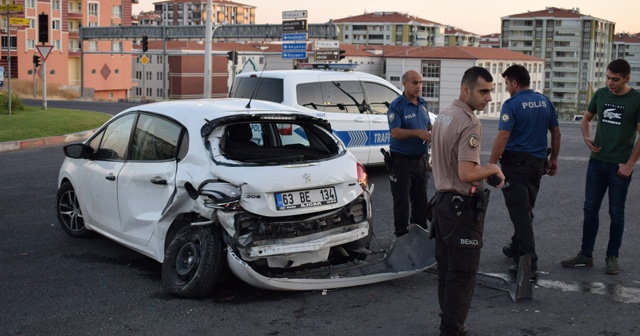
435, 191, 469, 203
391, 152, 425, 160
500, 151, 546, 167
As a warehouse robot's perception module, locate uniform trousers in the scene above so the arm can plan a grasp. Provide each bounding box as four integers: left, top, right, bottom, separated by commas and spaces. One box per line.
500, 154, 545, 261
433, 192, 483, 336
389, 153, 428, 236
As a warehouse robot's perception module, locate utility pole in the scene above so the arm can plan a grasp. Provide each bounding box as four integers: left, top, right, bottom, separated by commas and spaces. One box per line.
203, 0, 212, 98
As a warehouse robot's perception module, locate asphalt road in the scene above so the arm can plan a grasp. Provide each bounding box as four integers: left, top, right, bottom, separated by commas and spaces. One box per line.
1, 106, 640, 335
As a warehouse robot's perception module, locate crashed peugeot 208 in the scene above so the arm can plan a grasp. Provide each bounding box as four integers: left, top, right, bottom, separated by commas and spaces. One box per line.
56, 98, 434, 298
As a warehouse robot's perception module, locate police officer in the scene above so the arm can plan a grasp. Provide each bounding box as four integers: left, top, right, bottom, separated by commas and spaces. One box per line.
489, 64, 560, 276
387, 70, 432, 237
431, 66, 504, 336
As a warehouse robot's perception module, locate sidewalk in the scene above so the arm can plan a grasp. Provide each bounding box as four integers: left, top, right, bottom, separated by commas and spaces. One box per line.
0, 129, 96, 154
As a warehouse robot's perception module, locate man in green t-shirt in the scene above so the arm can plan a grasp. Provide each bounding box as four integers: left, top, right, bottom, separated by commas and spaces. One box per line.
561, 59, 640, 275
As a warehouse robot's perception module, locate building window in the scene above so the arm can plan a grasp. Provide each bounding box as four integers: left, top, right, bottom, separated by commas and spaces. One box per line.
147, 88, 152, 96
146, 71, 152, 80
111, 41, 122, 52
52, 0, 61, 10
157, 72, 163, 80
422, 61, 440, 78
157, 88, 163, 97
156, 55, 163, 63
88, 3, 98, 16
89, 41, 97, 52
29, 19, 35, 29
26, 0, 35, 8
52, 20, 61, 30
27, 39, 35, 49
135, 71, 141, 79
112, 6, 122, 18
53, 40, 61, 50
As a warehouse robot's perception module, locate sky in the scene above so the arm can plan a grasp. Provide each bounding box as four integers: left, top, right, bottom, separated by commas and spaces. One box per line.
134, 0, 640, 35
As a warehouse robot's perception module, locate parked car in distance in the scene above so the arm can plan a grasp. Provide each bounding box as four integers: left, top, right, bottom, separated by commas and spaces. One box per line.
56, 98, 435, 298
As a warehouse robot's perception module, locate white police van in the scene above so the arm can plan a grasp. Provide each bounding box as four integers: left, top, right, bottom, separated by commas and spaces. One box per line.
229, 69, 404, 165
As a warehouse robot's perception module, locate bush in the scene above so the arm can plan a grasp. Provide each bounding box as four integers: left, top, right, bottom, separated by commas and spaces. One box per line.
0, 92, 25, 113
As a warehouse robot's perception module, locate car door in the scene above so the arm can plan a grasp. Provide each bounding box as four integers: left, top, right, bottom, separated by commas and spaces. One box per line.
116, 113, 182, 247
362, 81, 402, 165
77, 113, 135, 235
315, 75, 371, 163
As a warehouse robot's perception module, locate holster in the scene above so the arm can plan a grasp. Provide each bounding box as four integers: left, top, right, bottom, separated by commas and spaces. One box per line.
380, 148, 393, 173
471, 188, 491, 223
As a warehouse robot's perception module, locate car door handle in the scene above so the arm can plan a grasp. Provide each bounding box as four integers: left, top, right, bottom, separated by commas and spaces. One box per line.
150, 176, 167, 185
371, 118, 386, 123
354, 117, 367, 122
105, 174, 116, 181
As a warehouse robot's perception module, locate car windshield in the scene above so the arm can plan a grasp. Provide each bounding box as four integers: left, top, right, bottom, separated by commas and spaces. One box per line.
219, 121, 341, 164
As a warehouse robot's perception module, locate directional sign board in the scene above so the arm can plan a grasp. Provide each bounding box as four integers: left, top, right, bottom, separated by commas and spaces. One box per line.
2, 4, 24, 12
282, 10, 307, 19
9, 18, 30, 25
283, 33, 308, 41
282, 51, 307, 59
282, 19, 307, 32
315, 50, 340, 61
36, 45, 53, 61
314, 40, 340, 49
282, 43, 307, 51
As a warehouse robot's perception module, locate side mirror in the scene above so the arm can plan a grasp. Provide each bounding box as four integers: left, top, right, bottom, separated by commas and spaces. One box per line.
63, 143, 94, 159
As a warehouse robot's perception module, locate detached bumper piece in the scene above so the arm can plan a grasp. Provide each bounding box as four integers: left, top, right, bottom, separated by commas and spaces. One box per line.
476, 254, 534, 303
227, 225, 437, 291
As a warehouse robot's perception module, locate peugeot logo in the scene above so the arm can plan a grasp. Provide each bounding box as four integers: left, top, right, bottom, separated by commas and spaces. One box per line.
303, 173, 312, 183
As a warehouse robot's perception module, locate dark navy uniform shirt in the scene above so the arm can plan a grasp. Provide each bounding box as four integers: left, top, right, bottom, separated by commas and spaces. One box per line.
499, 89, 559, 159
387, 94, 431, 156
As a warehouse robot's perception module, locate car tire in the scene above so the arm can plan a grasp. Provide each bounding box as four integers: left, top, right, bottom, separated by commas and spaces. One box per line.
161, 225, 225, 298
56, 182, 91, 238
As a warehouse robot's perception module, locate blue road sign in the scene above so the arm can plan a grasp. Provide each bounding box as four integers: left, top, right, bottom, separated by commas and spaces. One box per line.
282, 51, 307, 59
282, 33, 307, 41
282, 43, 307, 51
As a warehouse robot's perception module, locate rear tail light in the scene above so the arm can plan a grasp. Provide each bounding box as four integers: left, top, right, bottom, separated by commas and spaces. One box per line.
356, 162, 368, 191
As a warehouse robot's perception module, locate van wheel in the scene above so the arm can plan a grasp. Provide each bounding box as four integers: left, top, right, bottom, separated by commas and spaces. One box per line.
162, 225, 225, 298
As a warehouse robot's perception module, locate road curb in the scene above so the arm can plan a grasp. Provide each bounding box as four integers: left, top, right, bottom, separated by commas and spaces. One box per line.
0, 129, 96, 154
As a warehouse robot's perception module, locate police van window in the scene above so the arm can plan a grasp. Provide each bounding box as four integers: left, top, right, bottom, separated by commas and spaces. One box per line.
364, 81, 400, 115
229, 77, 284, 103
320, 81, 366, 114
297, 83, 325, 111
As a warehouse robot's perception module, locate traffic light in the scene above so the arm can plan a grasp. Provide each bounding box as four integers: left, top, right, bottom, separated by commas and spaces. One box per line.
38, 13, 48, 44
339, 49, 346, 60
227, 50, 238, 65
141, 35, 148, 53
33, 55, 41, 68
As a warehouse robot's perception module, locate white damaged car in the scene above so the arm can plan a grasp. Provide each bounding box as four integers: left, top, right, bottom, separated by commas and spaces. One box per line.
56, 98, 435, 298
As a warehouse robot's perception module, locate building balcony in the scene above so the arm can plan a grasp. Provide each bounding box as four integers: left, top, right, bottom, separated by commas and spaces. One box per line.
551, 86, 578, 93
68, 11, 82, 20
69, 49, 81, 57
69, 30, 79, 38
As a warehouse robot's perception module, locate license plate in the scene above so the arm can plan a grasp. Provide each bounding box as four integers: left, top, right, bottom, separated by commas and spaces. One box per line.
275, 187, 337, 210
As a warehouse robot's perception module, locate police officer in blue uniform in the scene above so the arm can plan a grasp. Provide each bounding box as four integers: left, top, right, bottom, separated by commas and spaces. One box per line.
387, 70, 432, 237
489, 64, 561, 276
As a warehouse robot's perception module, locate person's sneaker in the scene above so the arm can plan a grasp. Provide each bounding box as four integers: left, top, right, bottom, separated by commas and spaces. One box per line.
605, 256, 620, 275
561, 252, 594, 267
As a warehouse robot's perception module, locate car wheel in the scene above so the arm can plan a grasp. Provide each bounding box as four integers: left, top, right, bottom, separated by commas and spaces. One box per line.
161, 225, 225, 298
56, 182, 91, 238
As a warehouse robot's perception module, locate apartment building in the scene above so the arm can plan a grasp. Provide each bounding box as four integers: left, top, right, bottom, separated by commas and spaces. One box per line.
132, 10, 160, 26
152, 0, 255, 26
444, 26, 480, 47
501, 7, 615, 117
479, 33, 500, 48
0, 0, 134, 100
613, 33, 640, 91
384, 46, 544, 117
334, 12, 448, 47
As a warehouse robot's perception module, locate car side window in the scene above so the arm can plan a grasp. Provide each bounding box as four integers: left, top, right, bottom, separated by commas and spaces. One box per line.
364, 82, 400, 115
321, 81, 366, 114
131, 114, 183, 161
296, 83, 325, 111
92, 113, 136, 161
